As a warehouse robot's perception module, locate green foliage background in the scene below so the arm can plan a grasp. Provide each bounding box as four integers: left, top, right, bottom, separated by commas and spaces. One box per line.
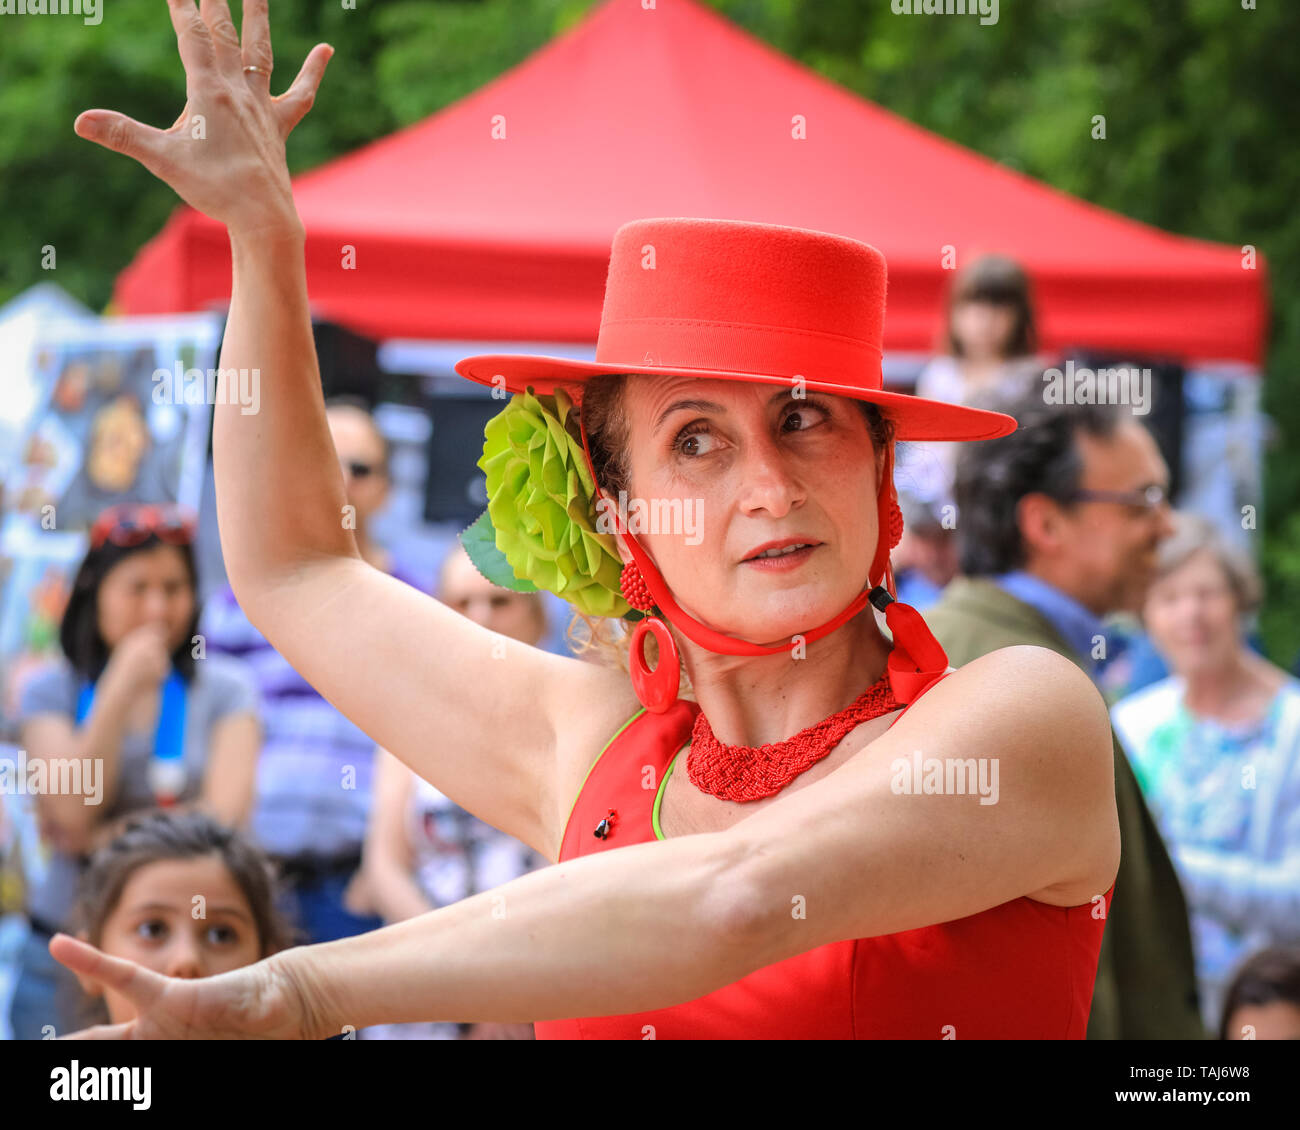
2, 0, 1298, 661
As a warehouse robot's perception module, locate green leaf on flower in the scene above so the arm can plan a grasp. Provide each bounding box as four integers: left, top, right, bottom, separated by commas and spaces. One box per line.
459, 509, 539, 593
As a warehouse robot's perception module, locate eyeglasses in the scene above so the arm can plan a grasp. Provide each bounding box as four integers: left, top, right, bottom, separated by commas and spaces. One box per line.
1061, 484, 1169, 511
89, 503, 197, 549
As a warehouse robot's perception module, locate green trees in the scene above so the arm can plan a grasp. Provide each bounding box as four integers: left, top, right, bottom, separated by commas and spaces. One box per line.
4, 0, 1296, 658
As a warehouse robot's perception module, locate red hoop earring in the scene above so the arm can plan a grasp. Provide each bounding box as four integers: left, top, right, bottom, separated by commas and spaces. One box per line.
629, 617, 680, 713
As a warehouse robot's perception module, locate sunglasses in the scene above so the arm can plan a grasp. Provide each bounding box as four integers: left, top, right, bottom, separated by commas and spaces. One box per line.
89, 503, 197, 550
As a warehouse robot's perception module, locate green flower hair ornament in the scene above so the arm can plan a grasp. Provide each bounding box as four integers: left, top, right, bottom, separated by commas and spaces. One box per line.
460, 388, 640, 621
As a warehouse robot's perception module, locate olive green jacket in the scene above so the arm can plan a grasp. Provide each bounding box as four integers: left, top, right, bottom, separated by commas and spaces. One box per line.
922, 576, 1206, 1039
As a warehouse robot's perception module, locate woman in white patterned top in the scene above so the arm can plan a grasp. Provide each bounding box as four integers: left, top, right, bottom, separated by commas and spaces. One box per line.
1112, 513, 1300, 1033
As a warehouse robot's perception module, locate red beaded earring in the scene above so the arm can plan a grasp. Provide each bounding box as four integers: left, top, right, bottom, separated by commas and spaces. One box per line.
620, 562, 681, 713
886, 491, 905, 550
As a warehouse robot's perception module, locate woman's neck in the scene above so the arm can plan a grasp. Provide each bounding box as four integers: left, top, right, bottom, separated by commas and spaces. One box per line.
958, 356, 1007, 388
1181, 648, 1280, 724
679, 609, 892, 748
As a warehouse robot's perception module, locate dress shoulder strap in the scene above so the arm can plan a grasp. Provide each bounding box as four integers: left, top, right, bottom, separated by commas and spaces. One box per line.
557, 698, 699, 861
887, 667, 955, 730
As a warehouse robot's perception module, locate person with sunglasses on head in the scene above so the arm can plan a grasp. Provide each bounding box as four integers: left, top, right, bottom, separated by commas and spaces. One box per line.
55, 3, 1121, 1039
922, 389, 1207, 1039
198, 396, 425, 953
9, 502, 261, 1039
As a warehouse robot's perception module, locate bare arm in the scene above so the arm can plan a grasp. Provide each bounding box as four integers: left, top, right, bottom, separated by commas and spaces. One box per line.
292, 646, 1119, 1029
362, 748, 435, 924
49, 647, 1119, 1038
18, 630, 170, 854
21, 715, 123, 857
197, 712, 260, 830
73, 0, 639, 859
717, 645, 1121, 957
53, 828, 749, 1038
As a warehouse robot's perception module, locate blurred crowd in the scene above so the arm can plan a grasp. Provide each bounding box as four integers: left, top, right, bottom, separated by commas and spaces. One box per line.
0, 399, 551, 1040
895, 256, 1300, 1039
1, 260, 1297, 1040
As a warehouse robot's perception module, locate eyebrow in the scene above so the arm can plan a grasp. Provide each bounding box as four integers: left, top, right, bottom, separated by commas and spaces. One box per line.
129, 902, 254, 923
653, 388, 807, 433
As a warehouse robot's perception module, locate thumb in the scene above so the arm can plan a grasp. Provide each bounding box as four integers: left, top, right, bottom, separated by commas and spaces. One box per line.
49, 933, 168, 1012
74, 110, 166, 167
274, 43, 333, 136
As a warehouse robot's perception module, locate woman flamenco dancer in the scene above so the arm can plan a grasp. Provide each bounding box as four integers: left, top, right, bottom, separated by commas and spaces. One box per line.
55, 0, 1120, 1040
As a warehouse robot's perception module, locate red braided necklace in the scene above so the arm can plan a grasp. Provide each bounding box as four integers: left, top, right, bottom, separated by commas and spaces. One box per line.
687, 666, 899, 802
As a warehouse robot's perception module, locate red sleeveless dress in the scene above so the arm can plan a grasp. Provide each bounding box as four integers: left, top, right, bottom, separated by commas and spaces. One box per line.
534, 684, 1114, 1040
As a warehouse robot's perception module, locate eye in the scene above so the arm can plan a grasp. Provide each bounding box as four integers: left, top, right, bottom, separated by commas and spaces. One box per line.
207, 924, 238, 946
781, 400, 830, 433
673, 422, 717, 458
135, 918, 167, 942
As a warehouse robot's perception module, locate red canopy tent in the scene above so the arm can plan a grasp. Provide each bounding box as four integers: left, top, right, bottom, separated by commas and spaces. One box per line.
113, 0, 1267, 365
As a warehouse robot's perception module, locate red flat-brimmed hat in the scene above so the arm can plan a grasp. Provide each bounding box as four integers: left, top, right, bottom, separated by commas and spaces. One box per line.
455, 217, 1018, 443
457, 217, 1020, 711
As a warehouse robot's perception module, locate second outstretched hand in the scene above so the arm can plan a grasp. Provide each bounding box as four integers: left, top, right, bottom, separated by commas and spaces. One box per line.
73, 0, 332, 239
48, 933, 314, 1040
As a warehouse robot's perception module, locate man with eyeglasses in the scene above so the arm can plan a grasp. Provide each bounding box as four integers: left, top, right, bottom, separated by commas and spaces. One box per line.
199, 397, 424, 951
922, 389, 1206, 1040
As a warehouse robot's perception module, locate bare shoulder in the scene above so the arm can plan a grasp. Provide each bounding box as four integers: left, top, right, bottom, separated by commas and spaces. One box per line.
906, 645, 1112, 760
885, 645, 1119, 903
544, 657, 645, 856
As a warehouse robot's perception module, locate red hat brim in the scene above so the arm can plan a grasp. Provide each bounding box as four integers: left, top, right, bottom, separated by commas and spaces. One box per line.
454, 354, 1017, 442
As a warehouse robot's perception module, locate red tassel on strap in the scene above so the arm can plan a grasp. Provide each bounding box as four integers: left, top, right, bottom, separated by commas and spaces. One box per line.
870, 585, 950, 705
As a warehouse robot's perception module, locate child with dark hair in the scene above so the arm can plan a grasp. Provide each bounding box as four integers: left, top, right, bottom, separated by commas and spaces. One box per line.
67, 809, 292, 1029
1218, 947, 1300, 1040
898, 253, 1044, 517
9, 502, 261, 1039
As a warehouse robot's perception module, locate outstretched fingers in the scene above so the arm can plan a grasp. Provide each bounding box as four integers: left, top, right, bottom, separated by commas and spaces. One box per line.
198, 0, 245, 73
240, 0, 275, 77
166, 0, 217, 77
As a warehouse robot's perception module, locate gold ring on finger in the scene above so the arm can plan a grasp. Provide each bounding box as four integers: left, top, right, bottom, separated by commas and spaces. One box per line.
243, 65, 272, 77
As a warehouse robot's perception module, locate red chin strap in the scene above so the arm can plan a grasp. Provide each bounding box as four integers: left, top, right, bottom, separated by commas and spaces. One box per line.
575, 398, 950, 703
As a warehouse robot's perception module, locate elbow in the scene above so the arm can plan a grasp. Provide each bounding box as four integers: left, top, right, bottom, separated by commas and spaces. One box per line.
700, 834, 783, 968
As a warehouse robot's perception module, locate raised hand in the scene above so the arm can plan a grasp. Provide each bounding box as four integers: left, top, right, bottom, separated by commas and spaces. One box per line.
73, 0, 332, 238
48, 933, 311, 1040
101, 622, 173, 698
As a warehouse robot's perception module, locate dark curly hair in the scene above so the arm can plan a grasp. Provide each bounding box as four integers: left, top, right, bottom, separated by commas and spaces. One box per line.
953, 386, 1129, 576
